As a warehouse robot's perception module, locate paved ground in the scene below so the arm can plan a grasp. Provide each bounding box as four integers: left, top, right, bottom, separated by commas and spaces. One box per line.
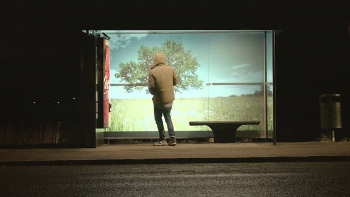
1, 142, 350, 165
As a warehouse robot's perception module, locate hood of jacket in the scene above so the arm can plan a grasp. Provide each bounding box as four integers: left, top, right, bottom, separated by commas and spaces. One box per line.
151, 52, 166, 69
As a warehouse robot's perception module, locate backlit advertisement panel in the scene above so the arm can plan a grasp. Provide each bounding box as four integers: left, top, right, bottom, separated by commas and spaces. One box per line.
100, 30, 273, 137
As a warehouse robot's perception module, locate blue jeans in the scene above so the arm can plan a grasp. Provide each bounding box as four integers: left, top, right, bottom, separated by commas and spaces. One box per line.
154, 106, 175, 140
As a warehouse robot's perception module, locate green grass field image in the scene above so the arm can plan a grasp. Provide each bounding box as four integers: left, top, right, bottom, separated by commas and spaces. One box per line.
108, 96, 273, 132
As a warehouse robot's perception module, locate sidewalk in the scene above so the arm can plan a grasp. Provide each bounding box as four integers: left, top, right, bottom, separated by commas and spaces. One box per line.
1, 142, 350, 166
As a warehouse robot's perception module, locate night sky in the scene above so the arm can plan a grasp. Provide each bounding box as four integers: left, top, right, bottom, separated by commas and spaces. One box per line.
1, 1, 350, 139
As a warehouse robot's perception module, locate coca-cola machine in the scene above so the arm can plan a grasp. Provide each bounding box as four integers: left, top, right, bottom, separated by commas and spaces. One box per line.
96, 36, 111, 128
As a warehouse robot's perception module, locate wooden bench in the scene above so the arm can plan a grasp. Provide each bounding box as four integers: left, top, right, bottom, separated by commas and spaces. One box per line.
189, 121, 260, 143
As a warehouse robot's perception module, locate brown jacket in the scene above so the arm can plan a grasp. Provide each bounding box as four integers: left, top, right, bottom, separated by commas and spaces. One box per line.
148, 52, 179, 104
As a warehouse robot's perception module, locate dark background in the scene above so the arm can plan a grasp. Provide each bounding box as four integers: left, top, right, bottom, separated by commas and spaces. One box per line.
1, 1, 350, 141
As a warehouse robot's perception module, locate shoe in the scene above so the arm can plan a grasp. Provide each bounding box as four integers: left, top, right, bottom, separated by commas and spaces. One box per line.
153, 140, 168, 146
168, 138, 177, 146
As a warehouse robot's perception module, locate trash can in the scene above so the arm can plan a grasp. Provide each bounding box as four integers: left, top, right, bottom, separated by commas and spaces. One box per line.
319, 94, 342, 129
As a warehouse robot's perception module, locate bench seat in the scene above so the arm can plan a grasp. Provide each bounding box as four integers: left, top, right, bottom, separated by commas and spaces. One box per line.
189, 121, 260, 143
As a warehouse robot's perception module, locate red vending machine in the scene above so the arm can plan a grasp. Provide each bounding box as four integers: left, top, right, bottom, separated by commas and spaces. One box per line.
96, 36, 111, 128
103, 39, 111, 128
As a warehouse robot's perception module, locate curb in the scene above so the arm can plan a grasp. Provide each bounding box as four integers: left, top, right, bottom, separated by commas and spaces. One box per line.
1, 156, 350, 166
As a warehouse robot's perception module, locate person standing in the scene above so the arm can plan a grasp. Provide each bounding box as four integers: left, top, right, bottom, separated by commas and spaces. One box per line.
148, 52, 179, 146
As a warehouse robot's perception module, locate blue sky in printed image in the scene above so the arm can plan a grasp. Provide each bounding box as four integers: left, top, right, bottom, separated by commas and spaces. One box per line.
103, 30, 273, 99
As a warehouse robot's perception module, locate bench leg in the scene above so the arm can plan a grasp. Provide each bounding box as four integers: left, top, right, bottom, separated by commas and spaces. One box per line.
208, 125, 240, 143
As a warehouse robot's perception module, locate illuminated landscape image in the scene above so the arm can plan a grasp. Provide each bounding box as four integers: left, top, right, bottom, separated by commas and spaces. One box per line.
103, 30, 274, 134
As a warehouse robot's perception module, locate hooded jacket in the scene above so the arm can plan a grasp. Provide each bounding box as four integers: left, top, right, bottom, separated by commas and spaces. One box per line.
148, 52, 179, 104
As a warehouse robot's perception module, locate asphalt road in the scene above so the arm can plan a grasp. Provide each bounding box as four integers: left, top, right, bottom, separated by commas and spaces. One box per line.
1, 162, 350, 197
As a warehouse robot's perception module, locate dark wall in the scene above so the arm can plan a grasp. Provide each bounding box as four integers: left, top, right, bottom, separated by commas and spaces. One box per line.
275, 20, 350, 141
0, 29, 83, 125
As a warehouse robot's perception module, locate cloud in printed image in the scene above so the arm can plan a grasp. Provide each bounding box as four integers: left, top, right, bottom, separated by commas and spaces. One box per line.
108, 34, 148, 50
110, 69, 119, 83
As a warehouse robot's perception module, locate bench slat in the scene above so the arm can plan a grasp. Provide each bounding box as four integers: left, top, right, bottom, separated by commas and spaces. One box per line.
189, 121, 260, 126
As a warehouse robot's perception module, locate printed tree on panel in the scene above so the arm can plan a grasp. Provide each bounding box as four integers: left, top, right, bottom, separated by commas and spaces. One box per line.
253, 84, 273, 97
115, 39, 204, 93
